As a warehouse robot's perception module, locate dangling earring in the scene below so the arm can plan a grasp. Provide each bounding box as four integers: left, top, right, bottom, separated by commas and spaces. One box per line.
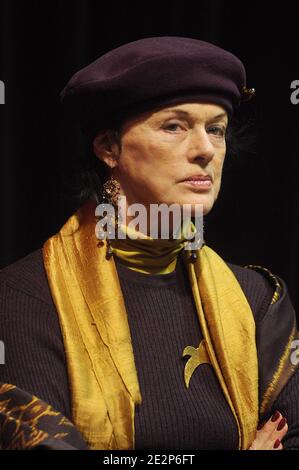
188, 220, 205, 263
102, 175, 121, 206
98, 174, 121, 260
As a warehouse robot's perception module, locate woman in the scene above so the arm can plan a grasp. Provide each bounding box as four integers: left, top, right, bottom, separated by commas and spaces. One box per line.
0, 36, 298, 451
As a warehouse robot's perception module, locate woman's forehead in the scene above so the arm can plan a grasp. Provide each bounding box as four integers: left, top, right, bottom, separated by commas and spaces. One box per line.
151, 103, 228, 120
118, 103, 229, 139
123, 102, 228, 130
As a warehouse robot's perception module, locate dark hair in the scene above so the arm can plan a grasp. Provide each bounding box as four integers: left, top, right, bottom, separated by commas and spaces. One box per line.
225, 115, 257, 161
74, 116, 256, 206
75, 129, 122, 205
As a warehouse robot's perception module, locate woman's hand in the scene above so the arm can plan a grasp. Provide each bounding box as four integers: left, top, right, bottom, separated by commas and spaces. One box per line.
248, 411, 288, 450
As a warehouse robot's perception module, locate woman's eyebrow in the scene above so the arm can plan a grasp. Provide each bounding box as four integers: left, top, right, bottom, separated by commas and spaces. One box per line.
161, 108, 228, 122
160, 109, 190, 118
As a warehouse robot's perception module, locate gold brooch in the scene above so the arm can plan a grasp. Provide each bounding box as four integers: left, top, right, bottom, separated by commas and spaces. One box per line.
182, 340, 210, 388
241, 86, 255, 102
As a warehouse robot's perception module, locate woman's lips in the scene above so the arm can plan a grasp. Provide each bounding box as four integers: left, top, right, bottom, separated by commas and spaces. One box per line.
181, 178, 212, 191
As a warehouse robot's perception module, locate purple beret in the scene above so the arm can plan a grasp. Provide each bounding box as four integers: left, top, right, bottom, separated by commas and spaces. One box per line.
60, 36, 251, 138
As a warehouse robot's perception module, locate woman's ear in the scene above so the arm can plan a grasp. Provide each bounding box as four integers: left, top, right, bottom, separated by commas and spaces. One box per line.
93, 130, 120, 169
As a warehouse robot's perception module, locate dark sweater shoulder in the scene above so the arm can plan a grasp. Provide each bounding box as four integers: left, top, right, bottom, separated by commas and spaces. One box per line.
0, 248, 53, 306
227, 261, 274, 322
0, 248, 71, 418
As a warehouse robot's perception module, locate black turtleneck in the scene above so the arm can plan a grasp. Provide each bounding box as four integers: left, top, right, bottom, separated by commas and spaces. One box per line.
115, 252, 239, 449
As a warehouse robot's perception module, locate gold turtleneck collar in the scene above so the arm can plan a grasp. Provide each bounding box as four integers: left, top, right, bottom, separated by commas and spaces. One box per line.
109, 219, 198, 274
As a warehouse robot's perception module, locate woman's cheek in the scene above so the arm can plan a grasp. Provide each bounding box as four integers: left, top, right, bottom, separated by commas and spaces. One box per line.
214, 157, 225, 182
212, 173, 224, 201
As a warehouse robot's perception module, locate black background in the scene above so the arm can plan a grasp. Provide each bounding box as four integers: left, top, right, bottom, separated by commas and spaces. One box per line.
0, 0, 298, 315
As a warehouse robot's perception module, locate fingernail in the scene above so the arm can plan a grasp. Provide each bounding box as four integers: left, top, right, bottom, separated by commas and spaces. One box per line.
271, 410, 280, 422
273, 438, 281, 449
277, 418, 286, 431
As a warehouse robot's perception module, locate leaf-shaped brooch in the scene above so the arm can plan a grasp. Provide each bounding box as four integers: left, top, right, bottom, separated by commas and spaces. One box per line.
182, 340, 211, 388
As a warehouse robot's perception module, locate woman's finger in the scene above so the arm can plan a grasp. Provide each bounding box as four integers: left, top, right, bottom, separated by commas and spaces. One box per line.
248, 411, 288, 450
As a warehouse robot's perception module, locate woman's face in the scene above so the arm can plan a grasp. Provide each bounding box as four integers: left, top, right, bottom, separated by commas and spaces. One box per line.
97, 102, 228, 217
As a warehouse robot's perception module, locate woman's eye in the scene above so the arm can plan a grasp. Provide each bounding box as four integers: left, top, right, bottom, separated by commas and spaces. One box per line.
163, 122, 183, 132
207, 126, 226, 137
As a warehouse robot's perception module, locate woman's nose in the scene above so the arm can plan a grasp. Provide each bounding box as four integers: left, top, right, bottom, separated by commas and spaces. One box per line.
188, 127, 215, 162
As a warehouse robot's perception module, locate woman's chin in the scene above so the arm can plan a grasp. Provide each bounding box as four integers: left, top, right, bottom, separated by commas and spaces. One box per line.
174, 193, 215, 216
152, 191, 216, 217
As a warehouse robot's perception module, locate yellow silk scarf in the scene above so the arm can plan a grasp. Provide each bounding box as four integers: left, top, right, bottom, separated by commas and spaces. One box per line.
42, 200, 258, 450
